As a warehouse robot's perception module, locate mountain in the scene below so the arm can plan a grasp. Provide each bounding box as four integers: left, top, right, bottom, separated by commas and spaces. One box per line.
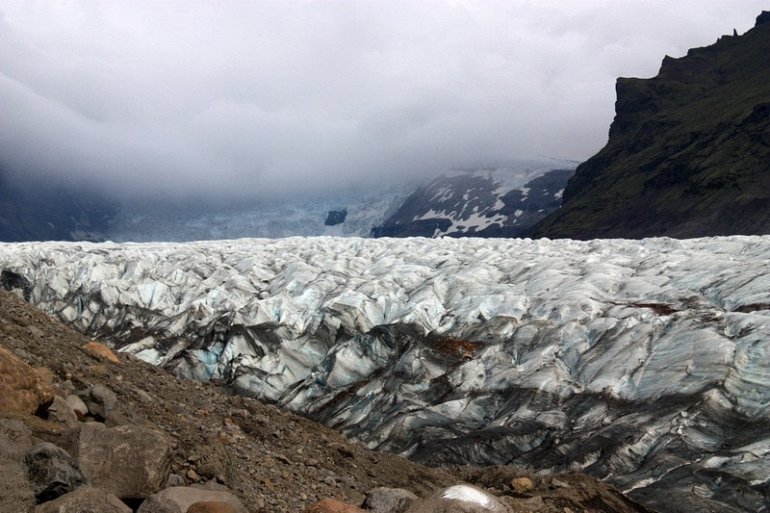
0, 171, 114, 242
372, 164, 575, 238
3, 235, 770, 513
531, 12, 770, 239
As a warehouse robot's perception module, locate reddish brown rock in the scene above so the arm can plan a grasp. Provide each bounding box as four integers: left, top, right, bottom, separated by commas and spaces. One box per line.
0, 345, 54, 415
303, 498, 366, 513
510, 477, 535, 494
83, 341, 121, 363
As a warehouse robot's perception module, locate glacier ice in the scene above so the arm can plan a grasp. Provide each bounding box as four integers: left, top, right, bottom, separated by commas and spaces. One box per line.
1, 236, 770, 512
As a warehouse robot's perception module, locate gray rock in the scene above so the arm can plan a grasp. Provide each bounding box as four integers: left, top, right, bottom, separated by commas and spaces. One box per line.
135, 495, 179, 513
364, 487, 418, 513
405, 485, 511, 513
0, 457, 36, 513
79, 422, 173, 499
135, 388, 155, 404
78, 384, 117, 420
137, 486, 247, 513
65, 394, 88, 418
0, 417, 34, 459
34, 486, 131, 513
23, 442, 86, 502
47, 395, 79, 426
165, 473, 186, 487
550, 478, 570, 489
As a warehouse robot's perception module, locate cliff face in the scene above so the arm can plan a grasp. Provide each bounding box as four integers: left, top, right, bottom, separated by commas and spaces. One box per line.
531, 12, 770, 239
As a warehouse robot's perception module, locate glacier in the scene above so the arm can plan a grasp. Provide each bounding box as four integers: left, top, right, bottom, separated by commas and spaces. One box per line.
1, 236, 769, 512
107, 183, 414, 241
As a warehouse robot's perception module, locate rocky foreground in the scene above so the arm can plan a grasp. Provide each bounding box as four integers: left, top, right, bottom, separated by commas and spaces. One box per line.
0, 288, 650, 513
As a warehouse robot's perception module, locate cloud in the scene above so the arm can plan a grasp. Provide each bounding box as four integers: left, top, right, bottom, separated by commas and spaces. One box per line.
0, 0, 765, 199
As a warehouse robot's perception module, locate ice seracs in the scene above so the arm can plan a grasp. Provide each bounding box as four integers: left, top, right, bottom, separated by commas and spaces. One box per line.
1, 235, 770, 513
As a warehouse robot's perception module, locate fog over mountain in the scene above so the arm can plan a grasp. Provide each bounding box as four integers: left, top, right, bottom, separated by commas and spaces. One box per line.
0, 1, 765, 200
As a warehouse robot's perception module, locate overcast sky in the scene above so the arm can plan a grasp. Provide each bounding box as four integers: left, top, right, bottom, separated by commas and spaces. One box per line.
0, 1, 765, 199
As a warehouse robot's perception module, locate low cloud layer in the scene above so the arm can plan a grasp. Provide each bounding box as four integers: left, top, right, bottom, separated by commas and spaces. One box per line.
0, 1, 764, 199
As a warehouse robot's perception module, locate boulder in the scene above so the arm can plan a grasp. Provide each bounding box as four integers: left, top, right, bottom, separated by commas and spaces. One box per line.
34, 486, 131, 513
79, 422, 173, 499
47, 396, 79, 427
187, 501, 238, 513
137, 486, 247, 513
0, 345, 54, 415
135, 495, 179, 513
65, 394, 89, 418
0, 457, 36, 513
83, 341, 121, 363
364, 487, 418, 513
0, 417, 34, 459
77, 384, 117, 420
304, 498, 366, 513
23, 442, 87, 503
405, 485, 511, 513
0, 418, 36, 512
510, 477, 534, 495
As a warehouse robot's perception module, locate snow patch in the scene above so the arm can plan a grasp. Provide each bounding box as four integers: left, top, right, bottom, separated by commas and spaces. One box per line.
441, 485, 493, 507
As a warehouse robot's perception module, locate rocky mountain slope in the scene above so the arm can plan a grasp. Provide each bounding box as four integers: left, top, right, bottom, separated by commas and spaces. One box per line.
2, 236, 770, 512
0, 288, 651, 513
372, 167, 574, 238
531, 11, 770, 239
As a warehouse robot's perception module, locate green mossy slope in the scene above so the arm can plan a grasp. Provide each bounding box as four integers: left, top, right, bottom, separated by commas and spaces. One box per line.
531, 12, 770, 239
